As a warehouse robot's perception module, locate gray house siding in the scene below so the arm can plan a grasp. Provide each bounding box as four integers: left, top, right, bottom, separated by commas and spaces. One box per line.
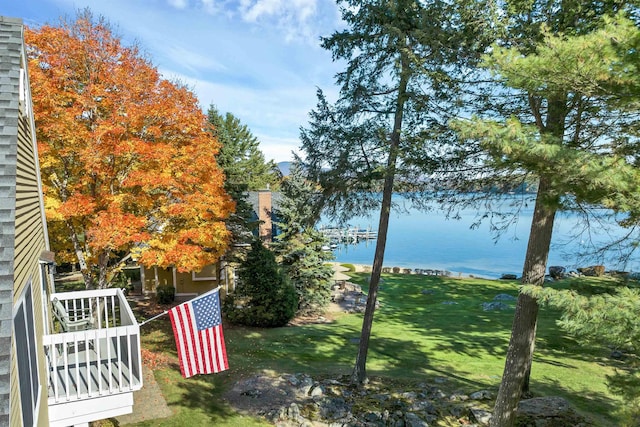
0, 16, 51, 427
0, 16, 22, 426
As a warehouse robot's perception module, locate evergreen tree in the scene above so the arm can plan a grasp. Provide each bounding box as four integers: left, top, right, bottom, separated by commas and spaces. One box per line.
208, 105, 281, 191
273, 161, 334, 316
449, 7, 640, 426
525, 284, 640, 424
223, 239, 297, 327
207, 105, 279, 265
300, 0, 495, 385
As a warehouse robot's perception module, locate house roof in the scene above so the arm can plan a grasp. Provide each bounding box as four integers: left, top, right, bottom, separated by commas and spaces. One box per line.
0, 16, 24, 423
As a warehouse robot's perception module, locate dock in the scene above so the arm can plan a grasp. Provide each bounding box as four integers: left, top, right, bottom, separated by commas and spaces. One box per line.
319, 225, 377, 244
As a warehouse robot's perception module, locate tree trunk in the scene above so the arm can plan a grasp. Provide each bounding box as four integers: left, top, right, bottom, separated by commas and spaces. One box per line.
97, 251, 110, 289
351, 52, 410, 385
66, 220, 93, 289
490, 177, 557, 427
518, 95, 566, 395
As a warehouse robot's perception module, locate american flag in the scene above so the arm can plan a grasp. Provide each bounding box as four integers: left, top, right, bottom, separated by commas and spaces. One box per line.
168, 289, 228, 378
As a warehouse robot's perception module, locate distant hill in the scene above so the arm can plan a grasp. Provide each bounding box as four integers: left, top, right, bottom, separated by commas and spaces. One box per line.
277, 161, 291, 177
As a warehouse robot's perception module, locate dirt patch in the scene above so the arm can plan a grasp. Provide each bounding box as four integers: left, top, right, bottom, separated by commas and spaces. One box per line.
222, 372, 313, 417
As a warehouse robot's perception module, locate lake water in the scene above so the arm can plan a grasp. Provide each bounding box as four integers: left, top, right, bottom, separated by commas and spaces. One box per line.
324, 196, 640, 279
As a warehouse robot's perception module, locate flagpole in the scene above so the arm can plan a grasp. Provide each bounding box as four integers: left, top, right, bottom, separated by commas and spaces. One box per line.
139, 310, 168, 327
138, 285, 222, 327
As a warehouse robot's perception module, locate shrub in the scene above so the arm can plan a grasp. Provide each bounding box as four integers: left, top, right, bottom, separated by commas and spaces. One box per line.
156, 285, 175, 304
224, 240, 297, 327
111, 271, 133, 294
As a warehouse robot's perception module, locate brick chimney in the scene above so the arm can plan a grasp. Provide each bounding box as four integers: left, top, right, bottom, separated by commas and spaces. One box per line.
257, 190, 272, 242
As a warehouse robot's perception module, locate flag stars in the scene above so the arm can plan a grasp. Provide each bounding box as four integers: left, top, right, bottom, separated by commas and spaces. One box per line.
193, 292, 222, 330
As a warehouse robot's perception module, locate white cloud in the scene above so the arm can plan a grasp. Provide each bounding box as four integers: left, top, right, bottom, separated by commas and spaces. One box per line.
239, 0, 319, 43
18, 0, 342, 163
199, 0, 221, 15
160, 69, 320, 161
167, 0, 189, 10
254, 134, 302, 163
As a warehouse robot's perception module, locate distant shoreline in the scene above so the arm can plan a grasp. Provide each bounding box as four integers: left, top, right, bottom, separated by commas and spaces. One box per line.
331, 262, 496, 280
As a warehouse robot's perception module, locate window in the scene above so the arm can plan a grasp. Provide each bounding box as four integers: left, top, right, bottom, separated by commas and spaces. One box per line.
14, 283, 40, 427
192, 264, 218, 281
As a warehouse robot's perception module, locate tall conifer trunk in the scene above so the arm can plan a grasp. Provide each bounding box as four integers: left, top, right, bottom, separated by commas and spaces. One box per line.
351, 53, 410, 385
490, 177, 556, 426
491, 95, 565, 426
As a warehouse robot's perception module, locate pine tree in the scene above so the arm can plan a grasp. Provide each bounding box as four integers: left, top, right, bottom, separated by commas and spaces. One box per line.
272, 161, 334, 316
223, 240, 297, 327
207, 105, 280, 265
301, 0, 495, 385
208, 105, 280, 191
449, 8, 640, 426
525, 283, 640, 423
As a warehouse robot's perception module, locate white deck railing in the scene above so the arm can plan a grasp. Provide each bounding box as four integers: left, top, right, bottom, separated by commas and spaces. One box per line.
43, 288, 143, 405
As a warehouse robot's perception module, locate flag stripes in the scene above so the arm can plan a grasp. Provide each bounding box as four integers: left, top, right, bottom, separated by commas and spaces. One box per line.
168, 289, 228, 378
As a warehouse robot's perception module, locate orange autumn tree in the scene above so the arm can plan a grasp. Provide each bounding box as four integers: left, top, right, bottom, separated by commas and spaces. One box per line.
26, 11, 234, 289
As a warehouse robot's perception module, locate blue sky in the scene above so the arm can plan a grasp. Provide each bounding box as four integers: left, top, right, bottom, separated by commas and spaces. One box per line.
4, 0, 345, 162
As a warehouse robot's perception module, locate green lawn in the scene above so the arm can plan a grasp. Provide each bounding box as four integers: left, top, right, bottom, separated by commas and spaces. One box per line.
126, 272, 626, 426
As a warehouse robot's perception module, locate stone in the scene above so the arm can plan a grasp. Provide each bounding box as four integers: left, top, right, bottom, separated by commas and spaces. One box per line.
577, 265, 605, 277
469, 390, 492, 400
432, 389, 447, 399
283, 373, 299, 386
401, 391, 418, 400
449, 393, 469, 401
404, 411, 430, 426
230, 373, 572, 427
449, 405, 466, 418
287, 402, 301, 420
364, 411, 383, 422
516, 396, 589, 427
610, 349, 624, 359
309, 384, 324, 398
470, 407, 492, 426
410, 400, 436, 413
318, 397, 351, 420
421, 289, 436, 295
241, 388, 262, 398
481, 301, 509, 311
517, 396, 571, 417
493, 293, 516, 301
548, 266, 566, 279
500, 274, 517, 280
298, 375, 314, 395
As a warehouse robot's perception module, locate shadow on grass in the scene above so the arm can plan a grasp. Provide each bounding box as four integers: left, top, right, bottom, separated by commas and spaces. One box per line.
129, 368, 256, 427
131, 272, 624, 426
532, 376, 619, 425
